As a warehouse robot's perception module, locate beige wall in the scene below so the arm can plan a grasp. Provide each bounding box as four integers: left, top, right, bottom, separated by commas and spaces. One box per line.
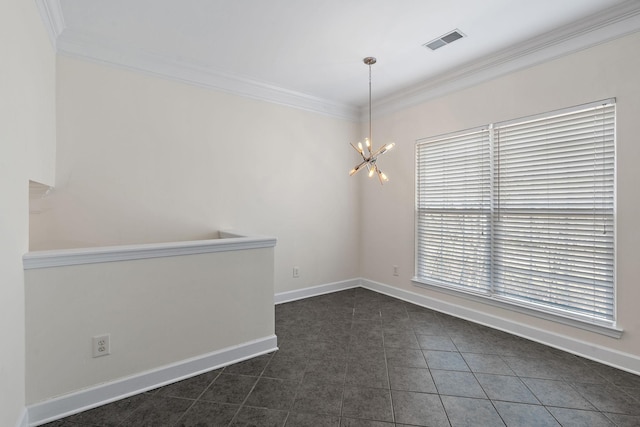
25, 246, 275, 403
31, 56, 361, 293
361, 32, 640, 366
0, 0, 56, 425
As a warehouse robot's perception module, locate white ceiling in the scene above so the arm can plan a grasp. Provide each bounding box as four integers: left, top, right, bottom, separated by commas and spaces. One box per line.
38, 0, 640, 119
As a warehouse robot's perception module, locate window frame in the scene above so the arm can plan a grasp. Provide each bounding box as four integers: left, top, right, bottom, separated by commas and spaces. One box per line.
413, 99, 620, 338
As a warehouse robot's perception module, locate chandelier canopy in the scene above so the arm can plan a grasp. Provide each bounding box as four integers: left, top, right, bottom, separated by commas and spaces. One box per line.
349, 57, 395, 184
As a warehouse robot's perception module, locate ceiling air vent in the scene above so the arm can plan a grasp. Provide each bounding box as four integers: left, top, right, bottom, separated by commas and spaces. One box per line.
424, 29, 465, 51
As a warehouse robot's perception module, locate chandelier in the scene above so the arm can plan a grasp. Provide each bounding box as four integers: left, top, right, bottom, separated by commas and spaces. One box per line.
349, 57, 395, 184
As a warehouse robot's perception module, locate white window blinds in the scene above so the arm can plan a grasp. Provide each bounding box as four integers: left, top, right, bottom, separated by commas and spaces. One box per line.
416, 100, 615, 325
416, 128, 491, 292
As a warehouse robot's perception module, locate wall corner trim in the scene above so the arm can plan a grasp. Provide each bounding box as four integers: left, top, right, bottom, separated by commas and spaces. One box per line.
26, 335, 277, 427
274, 278, 361, 304
14, 408, 28, 427
35, 0, 65, 49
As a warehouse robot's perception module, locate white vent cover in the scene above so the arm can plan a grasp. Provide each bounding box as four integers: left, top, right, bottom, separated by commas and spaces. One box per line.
424, 29, 465, 51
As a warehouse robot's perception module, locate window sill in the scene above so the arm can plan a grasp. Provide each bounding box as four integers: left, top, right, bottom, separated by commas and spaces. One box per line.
412, 278, 623, 339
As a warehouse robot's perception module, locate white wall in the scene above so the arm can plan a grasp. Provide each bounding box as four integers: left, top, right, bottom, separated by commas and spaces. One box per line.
361, 32, 640, 369
31, 56, 361, 294
0, 0, 56, 425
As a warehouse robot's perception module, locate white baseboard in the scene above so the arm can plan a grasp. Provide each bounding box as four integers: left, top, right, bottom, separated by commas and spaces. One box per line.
27, 335, 278, 427
274, 278, 360, 304
361, 278, 640, 376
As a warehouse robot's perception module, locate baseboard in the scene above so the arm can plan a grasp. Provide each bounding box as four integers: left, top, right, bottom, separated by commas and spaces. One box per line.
361, 278, 640, 376
274, 278, 360, 304
27, 335, 278, 426
15, 408, 28, 427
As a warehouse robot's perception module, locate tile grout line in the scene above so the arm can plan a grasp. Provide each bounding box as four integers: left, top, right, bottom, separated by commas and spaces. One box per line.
381, 307, 396, 425
224, 351, 276, 426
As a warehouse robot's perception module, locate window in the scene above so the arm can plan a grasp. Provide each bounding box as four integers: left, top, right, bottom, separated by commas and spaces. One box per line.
415, 100, 615, 327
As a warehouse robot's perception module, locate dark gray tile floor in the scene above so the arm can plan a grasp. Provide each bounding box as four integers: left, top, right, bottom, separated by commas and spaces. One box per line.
42, 288, 640, 426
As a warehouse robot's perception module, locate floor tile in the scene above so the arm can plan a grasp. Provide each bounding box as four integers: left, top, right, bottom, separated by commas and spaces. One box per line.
340, 418, 394, 427
347, 345, 386, 364
124, 395, 194, 426
382, 331, 420, 349
345, 360, 389, 389
411, 320, 448, 336
588, 363, 640, 388
310, 340, 350, 360
546, 407, 615, 427
245, 377, 299, 411
385, 348, 428, 368
342, 386, 394, 422
424, 350, 470, 371
292, 381, 343, 416
461, 353, 515, 376
224, 354, 272, 376
603, 412, 640, 427
263, 355, 307, 380
176, 401, 239, 426
230, 406, 287, 426
475, 373, 539, 404
391, 390, 449, 426
39, 422, 74, 427
431, 370, 487, 399
502, 356, 561, 380
350, 321, 383, 335
200, 373, 258, 404
450, 336, 498, 355
493, 401, 560, 427
155, 370, 220, 399
349, 334, 384, 349
570, 382, 640, 415
285, 412, 340, 426
441, 395, 505, 427
303, 358, 347, 384
388, 366, 437, 393
353, 307, 382, 321
416, 334, 457, 351
521, 378, 595, 410
65, 392, 148, 426
552, 359, 608, 384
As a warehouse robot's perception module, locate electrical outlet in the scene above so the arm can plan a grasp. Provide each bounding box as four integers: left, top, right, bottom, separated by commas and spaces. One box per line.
92, 334, 110, 358
393, 265, 399, 276
293, 266, 300, 278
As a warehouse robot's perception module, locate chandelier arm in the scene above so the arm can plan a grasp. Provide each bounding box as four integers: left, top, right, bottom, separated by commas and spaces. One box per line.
350, 160, 368, 176
350, 142, 367, 160
371, 147, 387, 157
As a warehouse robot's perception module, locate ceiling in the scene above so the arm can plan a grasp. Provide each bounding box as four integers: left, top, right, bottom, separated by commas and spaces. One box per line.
38, 0, 640, 120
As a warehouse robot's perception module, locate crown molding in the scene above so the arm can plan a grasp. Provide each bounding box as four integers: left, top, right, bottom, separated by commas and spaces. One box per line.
35, 0, 65, 49
54, 29, 360, 121
369, 0, 640, 120
37, 0, 640, 123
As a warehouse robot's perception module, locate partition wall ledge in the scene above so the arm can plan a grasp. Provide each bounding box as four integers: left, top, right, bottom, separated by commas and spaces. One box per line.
23, 233, 277, 269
